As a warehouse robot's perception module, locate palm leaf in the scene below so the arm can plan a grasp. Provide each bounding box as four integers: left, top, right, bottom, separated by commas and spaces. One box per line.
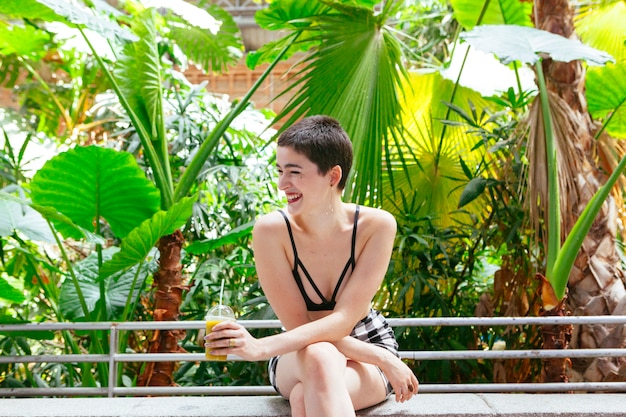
166, 4, 243, 74
576, 1, 626, 139
450, 0, 533, 29
587, 63, 626, 138
267, 0, 408, 205
247, 0, 330, 68
575, 1, 626, 63
385, 71, 492, 226
29, 146, 160, 239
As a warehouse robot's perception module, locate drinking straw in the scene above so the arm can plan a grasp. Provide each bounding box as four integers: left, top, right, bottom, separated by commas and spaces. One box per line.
219, 278, 225, 306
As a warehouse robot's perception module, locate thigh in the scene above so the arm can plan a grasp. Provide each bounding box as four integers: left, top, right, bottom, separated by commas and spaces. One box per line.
345, 360, 389, 410
274, 344, 348, 398
275, 351, 388, 410
273, 351, 301, 399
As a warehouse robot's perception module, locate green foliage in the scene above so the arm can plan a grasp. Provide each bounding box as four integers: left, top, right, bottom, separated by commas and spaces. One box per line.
60, 248, 155, 321
450, 0, 533, 29
251, 0, 409, 205
461, 23, 616, 301
30, 145, 161, 239
99, 196, 195, 278
587, 63, 626, 138
384, 213, 494, 382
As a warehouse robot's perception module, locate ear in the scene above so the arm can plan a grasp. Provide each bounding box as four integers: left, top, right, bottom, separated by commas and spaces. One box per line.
329, 165, 342, 187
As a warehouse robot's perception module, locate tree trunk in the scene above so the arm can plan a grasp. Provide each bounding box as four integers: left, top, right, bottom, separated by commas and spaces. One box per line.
534, 0, 626, 383
138, 230, 187, 387
540, 294, 573, 384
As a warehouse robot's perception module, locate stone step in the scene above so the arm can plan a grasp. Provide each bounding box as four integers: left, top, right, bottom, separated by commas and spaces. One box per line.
0, 393, 624, 417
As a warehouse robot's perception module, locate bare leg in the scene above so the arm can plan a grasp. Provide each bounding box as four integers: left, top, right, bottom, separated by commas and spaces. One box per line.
275, 342, 388, 416
345, 360, 388, 410
288, 382, 306, 417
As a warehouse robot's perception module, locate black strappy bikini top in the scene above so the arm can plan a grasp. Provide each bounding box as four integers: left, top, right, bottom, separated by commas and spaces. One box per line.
278, 206, 360, 311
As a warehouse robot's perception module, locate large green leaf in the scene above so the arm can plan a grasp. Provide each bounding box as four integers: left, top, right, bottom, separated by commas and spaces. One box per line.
247, 0, 330, 68
186, 221, 254, 255
0, 276, 25, 304
460, 24, 615, 66
0, 200, 55, 243
0, 0, 61, 21
384, 71, 493, 226
59, 248, 154, 321
114, 10, 164, 146
112, 10, 173, 207
99, 196, 196, 278
34, 0, 137, 42
450, 0, 533, 29
0, 191, 105, 244
575, 1, 626, 64
0, 23, 50, 57
587, 63, 626, 138
166, 3, 243, 74
30, 146, 160, 239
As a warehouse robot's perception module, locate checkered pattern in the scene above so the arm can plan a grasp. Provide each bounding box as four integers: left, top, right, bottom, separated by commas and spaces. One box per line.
268, 309, 398, 397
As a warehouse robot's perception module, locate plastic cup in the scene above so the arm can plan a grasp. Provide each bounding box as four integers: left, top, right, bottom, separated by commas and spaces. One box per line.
205, 304, 235, 361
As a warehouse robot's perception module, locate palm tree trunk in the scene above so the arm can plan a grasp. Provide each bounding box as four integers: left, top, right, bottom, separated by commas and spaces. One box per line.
534, 0, 626, 383
138, 230, 187, 387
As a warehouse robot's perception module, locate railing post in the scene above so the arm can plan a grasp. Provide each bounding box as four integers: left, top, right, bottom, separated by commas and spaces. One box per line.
108, 324, 118, 398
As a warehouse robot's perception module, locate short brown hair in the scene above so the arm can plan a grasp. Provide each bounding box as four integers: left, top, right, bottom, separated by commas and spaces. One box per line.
277, 115, 353, 190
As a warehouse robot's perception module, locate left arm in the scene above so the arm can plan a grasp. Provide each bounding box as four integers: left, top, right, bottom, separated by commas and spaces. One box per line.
333, 336, 419, 402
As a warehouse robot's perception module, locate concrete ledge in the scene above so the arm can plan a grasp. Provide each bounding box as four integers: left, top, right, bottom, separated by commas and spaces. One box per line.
0, 394, 624, 417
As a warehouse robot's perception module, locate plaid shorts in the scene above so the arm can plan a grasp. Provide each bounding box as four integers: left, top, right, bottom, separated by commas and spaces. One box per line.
268, 308, 398, 397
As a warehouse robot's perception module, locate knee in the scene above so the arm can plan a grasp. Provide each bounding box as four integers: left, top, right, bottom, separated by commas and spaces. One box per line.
297, 342, 345, 377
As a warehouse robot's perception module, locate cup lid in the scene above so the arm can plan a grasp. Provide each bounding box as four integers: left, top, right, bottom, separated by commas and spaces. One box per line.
206, 304, 235, 319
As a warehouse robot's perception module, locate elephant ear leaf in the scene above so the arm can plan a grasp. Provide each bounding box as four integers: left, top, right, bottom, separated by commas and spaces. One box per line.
30, 146, 160, 240
460, 24, 615, 66
0, 191, 104, 244
0, 276, 25, 304
99, 196, 196, 278
34, 0, 137, 42
60, 247, 155, 321
0, 199, 55, 243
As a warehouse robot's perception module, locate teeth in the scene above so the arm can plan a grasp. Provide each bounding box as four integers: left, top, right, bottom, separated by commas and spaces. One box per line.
287, 194, 301, 201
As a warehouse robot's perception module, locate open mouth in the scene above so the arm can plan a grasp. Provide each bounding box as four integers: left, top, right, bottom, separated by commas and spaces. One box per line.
286, 193, 302, 204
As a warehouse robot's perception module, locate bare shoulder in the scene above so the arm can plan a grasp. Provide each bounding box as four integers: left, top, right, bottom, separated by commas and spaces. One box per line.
252, 210, 286, 238
357, 205, 397, 234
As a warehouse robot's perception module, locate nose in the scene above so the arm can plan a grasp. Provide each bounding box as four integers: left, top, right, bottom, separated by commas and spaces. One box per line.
278, 173, 289, 190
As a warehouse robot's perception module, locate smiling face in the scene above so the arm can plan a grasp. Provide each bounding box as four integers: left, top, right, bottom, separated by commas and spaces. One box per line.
276, 115, 353, 191
276, 145, 335, 213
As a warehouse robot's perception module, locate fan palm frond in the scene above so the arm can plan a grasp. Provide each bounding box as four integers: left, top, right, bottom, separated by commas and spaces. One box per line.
266, 1, 408, 205
386, 71, 495, 227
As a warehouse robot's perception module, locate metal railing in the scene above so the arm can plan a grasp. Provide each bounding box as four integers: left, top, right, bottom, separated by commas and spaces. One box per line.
1, 316, 626, 397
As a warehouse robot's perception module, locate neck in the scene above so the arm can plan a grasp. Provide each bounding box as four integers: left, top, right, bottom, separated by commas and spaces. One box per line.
294, 198, 349, 235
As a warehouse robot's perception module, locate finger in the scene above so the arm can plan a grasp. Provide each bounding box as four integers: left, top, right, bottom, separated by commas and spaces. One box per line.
205, 328, 238, 341
211, 321, 238, 331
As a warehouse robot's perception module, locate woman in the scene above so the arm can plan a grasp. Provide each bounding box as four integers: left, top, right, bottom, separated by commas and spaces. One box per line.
205, 115, 418, 416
